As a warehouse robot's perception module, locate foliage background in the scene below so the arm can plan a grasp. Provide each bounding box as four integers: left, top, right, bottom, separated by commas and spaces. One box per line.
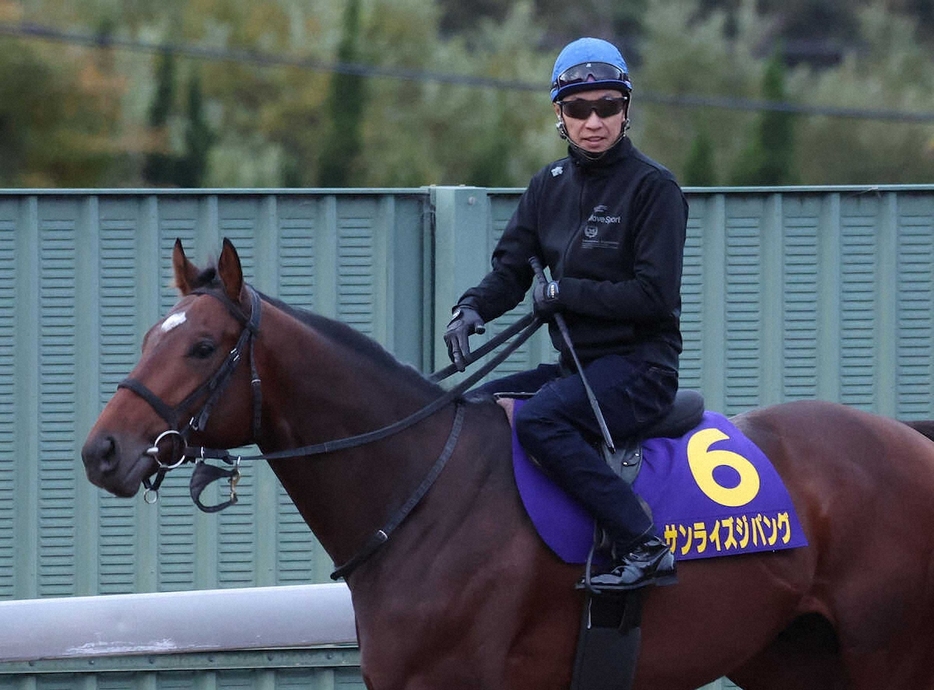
0, 0, 932, 188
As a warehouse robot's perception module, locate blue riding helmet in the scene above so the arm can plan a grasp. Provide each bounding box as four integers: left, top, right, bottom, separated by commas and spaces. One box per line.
550, 37, 633, 102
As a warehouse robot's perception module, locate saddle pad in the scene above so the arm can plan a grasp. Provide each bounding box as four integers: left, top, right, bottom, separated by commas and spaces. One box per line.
511, 403, 808, 564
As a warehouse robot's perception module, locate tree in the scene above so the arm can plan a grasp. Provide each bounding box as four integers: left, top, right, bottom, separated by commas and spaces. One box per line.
142, 47, 177, 186
789, 0, 934, 183
317, 0, 366, 187
178, 71, 214, 187
635, 0, 766, 184
355, 0, 557, 187
730, 51, 797, 184
0, 31, 121, 186
684, 128, 718, 186
175, 0, 337, 187
142, 49, 215, 188
4, 0, 933, 187
0, 43, 52, 184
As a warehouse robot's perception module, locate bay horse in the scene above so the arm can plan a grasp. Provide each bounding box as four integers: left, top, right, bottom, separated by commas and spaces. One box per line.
82, 238, 934, 689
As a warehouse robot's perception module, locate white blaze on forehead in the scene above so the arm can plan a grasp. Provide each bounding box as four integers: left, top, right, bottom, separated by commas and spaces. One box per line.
161, 311, 187, 333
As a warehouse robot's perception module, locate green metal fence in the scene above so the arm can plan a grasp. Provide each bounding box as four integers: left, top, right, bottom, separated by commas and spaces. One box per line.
1, 185, 933, 688
2, 184, 934, 596
0, 653, 365, 690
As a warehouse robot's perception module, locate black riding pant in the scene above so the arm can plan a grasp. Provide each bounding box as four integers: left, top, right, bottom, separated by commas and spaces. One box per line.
479, 353, 678, 550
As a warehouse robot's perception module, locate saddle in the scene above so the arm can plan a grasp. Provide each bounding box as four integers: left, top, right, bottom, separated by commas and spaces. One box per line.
604, 389, 705, 485
497, 388, 706, 486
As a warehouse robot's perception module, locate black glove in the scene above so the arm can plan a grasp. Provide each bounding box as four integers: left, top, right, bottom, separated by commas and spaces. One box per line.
532, 279, 561, 319
443, 306, 485, 372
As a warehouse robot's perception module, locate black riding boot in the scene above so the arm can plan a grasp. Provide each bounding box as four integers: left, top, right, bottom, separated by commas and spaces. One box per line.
588, 534, 677, 592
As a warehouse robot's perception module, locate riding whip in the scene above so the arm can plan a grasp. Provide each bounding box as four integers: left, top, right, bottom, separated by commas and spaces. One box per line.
529, 256, 616, 453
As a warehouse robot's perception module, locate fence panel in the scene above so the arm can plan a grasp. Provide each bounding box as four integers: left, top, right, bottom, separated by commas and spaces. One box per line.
2, 186, 934, 598
1, 185, 933, 689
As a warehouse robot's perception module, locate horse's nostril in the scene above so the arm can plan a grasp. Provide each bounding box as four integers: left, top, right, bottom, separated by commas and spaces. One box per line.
83, 435, 118, 474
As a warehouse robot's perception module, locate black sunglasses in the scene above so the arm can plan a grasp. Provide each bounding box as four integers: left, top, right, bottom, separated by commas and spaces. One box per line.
552, 62, 631, 91
559, 97, 628, 120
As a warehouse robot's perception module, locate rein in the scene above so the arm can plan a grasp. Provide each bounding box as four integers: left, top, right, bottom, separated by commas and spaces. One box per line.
118, 283, 542, 577
187, 308, 539, 464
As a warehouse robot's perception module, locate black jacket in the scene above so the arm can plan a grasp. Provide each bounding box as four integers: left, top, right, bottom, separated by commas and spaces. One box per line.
457, 137, 688, 369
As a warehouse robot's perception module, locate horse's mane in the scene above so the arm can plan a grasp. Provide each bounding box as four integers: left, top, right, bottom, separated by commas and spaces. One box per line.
189, 267, 442, 397
903, 419, 934, 443
262, 291, 445, 396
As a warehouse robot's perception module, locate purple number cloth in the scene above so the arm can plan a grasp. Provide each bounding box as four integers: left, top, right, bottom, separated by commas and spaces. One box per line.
512, 405, 808, 563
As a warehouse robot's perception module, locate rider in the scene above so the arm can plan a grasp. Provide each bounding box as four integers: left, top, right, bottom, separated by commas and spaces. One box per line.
443, 37, 688, 591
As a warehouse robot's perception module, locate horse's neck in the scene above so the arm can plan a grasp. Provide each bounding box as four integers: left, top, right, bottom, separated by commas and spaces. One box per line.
258, 304, 435, 437
255, 306, 460, 567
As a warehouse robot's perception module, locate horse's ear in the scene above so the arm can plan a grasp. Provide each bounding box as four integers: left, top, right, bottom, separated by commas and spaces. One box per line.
217, 237, 244, 303
172, 238, 201, 296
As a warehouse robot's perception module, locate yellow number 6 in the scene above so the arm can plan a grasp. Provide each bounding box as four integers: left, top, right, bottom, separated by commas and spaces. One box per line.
686, 427, 760, 507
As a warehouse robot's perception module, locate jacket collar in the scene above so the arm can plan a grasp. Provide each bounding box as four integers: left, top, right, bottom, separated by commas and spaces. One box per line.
569, 135, 631, 170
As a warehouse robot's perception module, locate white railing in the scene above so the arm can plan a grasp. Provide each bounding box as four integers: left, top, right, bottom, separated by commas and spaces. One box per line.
0, 583, 356, 663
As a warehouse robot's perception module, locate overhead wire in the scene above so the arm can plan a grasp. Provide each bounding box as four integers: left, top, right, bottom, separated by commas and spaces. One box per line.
2, 21, 934, 124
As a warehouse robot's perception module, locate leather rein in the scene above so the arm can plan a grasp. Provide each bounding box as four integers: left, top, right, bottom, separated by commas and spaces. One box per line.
117, 284, 542, 579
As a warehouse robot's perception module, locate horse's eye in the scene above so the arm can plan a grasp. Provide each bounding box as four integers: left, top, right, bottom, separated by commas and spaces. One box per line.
189, 340, 217, 359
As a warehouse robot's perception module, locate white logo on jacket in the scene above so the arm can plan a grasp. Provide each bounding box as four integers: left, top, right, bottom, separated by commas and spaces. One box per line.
582, 205, 621, 250
588, 204, 622, 225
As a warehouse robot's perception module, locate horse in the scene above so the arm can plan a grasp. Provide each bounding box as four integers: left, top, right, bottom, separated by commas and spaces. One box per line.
82, 238, 934, 690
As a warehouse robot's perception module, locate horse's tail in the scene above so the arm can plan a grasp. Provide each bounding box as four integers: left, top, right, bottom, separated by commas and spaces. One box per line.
902, 419, 934, 443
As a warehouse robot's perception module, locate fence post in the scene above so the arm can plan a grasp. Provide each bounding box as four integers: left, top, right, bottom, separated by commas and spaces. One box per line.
430, 186, 491, 372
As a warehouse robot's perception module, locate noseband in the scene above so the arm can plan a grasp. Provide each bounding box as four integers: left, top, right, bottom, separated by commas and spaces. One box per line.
117, 286, 263, 510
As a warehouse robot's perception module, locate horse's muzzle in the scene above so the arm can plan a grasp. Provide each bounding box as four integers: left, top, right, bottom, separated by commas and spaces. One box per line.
81, 433, 150, 498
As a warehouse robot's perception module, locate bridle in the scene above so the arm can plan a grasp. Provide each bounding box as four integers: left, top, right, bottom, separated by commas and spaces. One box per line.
115, 282, 543, 579
117, 286, 263, 509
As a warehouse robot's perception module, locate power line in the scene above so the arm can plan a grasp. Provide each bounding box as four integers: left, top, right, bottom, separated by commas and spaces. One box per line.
3, 21, 934, 124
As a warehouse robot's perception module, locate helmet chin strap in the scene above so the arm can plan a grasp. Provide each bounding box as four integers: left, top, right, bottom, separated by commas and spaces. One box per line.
556, 116, 630, 161
555, 96, 632, 161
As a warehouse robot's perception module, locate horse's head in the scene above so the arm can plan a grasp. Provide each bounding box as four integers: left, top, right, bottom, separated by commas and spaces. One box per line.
82, 238, 259, 498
